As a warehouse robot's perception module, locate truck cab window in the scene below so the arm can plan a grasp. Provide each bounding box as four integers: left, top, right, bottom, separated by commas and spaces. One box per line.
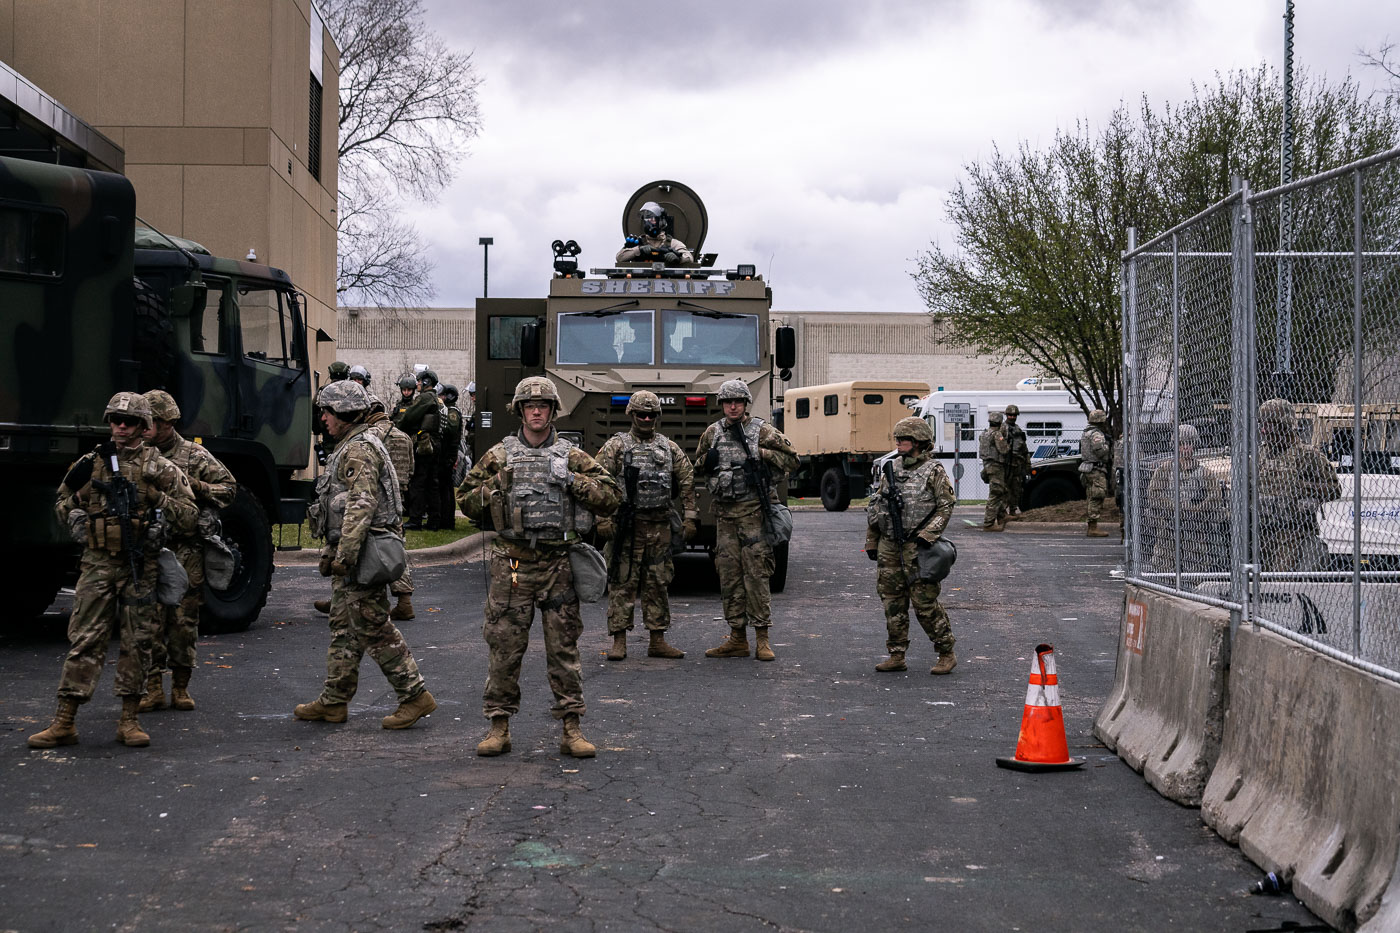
557, 310, 654, 365
488, 315, 538, 360
239, 286, 300, 367
0, 207, 64, 278
190, 279, 230, 355
660, 309, 759, 366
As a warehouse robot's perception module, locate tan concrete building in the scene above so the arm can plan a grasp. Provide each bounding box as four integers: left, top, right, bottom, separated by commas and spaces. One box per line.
0, 0, 340, 375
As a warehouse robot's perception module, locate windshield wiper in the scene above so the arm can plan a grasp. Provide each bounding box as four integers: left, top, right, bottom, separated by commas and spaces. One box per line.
677, 300, 746, 319
574, 299, 641, 318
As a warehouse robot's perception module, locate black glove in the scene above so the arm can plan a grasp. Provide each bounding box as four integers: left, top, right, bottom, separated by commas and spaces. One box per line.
866, 548, 879, 561
97, 440, 117, 461
663, 250, 679, 263
703, 448, 720, 472
63, 455, 95, 491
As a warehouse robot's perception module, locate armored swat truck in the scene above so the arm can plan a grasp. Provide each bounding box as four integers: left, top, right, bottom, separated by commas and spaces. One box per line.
0, 154, 314, 632
473, 181, 797, 588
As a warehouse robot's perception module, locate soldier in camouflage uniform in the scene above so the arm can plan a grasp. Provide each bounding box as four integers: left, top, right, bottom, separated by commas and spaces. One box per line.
437, 384, 465, 531
29, 392, 198, 749
457, 376, 621, 758
1257, 398, 1341, 572
867, 417, 957, 674
978, 410, 1010, 531
1145, 423, 1228, 575
1003, 404, 1030, 518
314, 361, 352, 466
693, 379, 799, 662
296, 380, 437, 730
1081, 409, 1113, 537
138, 390, 237, 714
594, 390, 697, 661
312, 393, 419, 621
400, 370, 444, 530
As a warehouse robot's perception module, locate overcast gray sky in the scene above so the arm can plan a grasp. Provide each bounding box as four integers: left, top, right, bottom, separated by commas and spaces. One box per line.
408, 0, 1393, 312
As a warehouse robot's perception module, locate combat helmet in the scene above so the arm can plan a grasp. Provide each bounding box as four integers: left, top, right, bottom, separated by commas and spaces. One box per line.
1258, 398, 1296, 431
317, 379, 372, 414
328, 361, 350, 381
988, 410, 1004, 425
626, 390, 662, 414
1004, 403, 1019, 417
418, 369, 438, 389
143, 389, 181, 423
512, 376, 561, 415
1088, 409, 1108, 424
893, 416, 933, 445
716, 379, 753, 403
439, 384, 459, 405
348, 364, 371, 386
396, 373, 417, 391
367, 393, 387, 414
104, 391, 153, 429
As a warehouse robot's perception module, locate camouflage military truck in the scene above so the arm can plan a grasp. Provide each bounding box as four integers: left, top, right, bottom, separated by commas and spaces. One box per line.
0, 154, 314, 632
473, 180, 797, 589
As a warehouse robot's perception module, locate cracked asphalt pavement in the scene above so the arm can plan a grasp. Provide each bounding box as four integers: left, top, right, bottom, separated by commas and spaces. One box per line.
0, 508, 1324, 932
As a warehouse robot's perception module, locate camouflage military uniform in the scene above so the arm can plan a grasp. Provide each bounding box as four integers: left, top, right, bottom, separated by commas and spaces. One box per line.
146, 429, 237, 676
867, 449, 956, 659
693, 414, 799, 637
1004, 416, 1030, 514
595, 427, 696, 638
457, 429, 620, 720
978, 420, 1010, 527
307, 423, 428, 707
1080, 423, 1113, 521
400, 386, 443, 528
53, 443, 198, 702
1144, 426, 1228, 574
364, 409, 416, 600
1258, 428, 1341, 573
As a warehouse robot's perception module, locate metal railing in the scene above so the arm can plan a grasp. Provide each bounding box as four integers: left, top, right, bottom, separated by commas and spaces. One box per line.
1123, 145, 1400, 682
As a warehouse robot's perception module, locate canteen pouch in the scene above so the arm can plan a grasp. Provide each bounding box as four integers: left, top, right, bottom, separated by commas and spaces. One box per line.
568, 541, 608, 603
156, 548, 190, 606
203, 534, 239, 591
354, 528, 408, 587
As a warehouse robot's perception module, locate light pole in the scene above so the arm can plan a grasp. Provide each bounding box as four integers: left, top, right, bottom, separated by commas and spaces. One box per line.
479, 237, 493, 298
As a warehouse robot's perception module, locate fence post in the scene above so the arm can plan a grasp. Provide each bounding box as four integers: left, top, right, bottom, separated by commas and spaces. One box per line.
1351, 168, 1364, 655
1122, 227, 1138, 575
1229, 178, 1255, 638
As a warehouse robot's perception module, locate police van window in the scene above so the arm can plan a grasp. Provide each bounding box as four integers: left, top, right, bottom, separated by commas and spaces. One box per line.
823, 395, 839, 415
899, 394, 921, 407
0, 207, 64, 279
557, 309, 654, 365
190, 279, 230, 355
487, 315, 536, 360
1026, 421, 1063, 438
862, 394, 884, 405
795, 398, 810, 418
238, 286, 300, 367
660, 309, 759, 366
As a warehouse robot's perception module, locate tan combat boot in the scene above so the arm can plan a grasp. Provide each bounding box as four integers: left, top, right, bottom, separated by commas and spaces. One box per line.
294, 698, 348, 722
754, 628, 775, 662
981, 522, 1004, 533
931, 650, 957, 675
647, 630, 685, 659
382, 690, 436, 729
138, 672, 167, 713
313, 598, 331, 615
169, 667, 196, 711
389, 594, 415, 621
1086, 521, 1109, 538
705, 628, 750, 658
875, 652, 907, 672
606, 633, 628, 661
116, 696, 151, 747
28, 698, 80, 748
559, 714, 597, 758
477, 716, 511, 756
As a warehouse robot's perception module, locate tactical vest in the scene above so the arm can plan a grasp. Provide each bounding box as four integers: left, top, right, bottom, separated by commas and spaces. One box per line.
501, 434, 576, 541
366, 417, 414, 488
313, 428, 401, 544
617, 432, 674, 511
82, 447, 159, 553
871, 455, 942, 541
706, 417, 764, 502
978, 428, 1005, 464
1081, 426, 1110, 470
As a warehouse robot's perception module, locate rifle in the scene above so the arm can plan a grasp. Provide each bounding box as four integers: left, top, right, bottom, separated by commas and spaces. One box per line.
90, 448, 150, 582
608, 451, 640, 584
729, 420, 778, 540
882, 459, 907, 545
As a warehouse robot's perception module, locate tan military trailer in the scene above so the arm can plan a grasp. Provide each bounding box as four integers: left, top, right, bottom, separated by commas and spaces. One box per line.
473, 180, 797, 588
782, 381, 930, 510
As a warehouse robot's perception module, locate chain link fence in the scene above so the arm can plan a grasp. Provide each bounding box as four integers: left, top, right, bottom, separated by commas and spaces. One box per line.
1123, 145, 1400, 683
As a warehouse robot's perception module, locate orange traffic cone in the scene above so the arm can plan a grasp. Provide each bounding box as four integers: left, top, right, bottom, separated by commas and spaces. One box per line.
995, 643, 1085, 772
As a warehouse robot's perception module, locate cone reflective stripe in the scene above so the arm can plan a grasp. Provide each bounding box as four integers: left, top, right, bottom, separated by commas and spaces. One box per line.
995, 643, 1085, 773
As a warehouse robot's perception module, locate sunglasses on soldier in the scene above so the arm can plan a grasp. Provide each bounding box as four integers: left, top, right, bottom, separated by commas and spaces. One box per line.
108, 415, 144, 428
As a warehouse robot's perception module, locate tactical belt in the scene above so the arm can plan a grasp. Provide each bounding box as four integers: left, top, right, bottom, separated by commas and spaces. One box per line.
740, 532, 766, 547
539, 588, 577, 611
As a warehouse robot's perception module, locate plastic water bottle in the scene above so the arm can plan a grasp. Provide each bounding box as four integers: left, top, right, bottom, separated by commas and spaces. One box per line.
1248, 871, 1284, 895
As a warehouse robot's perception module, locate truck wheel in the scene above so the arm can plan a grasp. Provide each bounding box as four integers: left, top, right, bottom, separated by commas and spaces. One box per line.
769, 541, 789, 593
200, 486, 272, 635
1027, 477, 1082, 510
819, 467, 851, 512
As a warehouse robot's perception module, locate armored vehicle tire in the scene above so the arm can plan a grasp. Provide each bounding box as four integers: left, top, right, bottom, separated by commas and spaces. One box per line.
819, 467, 851, 512
1026, 475, 1082, 511
200, 486, 272, 635
769, 541, 789, 593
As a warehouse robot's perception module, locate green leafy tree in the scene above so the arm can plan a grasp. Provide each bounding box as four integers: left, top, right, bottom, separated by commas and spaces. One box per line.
913, 66, 1400, 433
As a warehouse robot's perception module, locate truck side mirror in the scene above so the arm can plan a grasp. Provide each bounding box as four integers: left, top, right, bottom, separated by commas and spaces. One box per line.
167, 282, 208, 318
520, 322, 541, 367
774, 326, 795, 370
